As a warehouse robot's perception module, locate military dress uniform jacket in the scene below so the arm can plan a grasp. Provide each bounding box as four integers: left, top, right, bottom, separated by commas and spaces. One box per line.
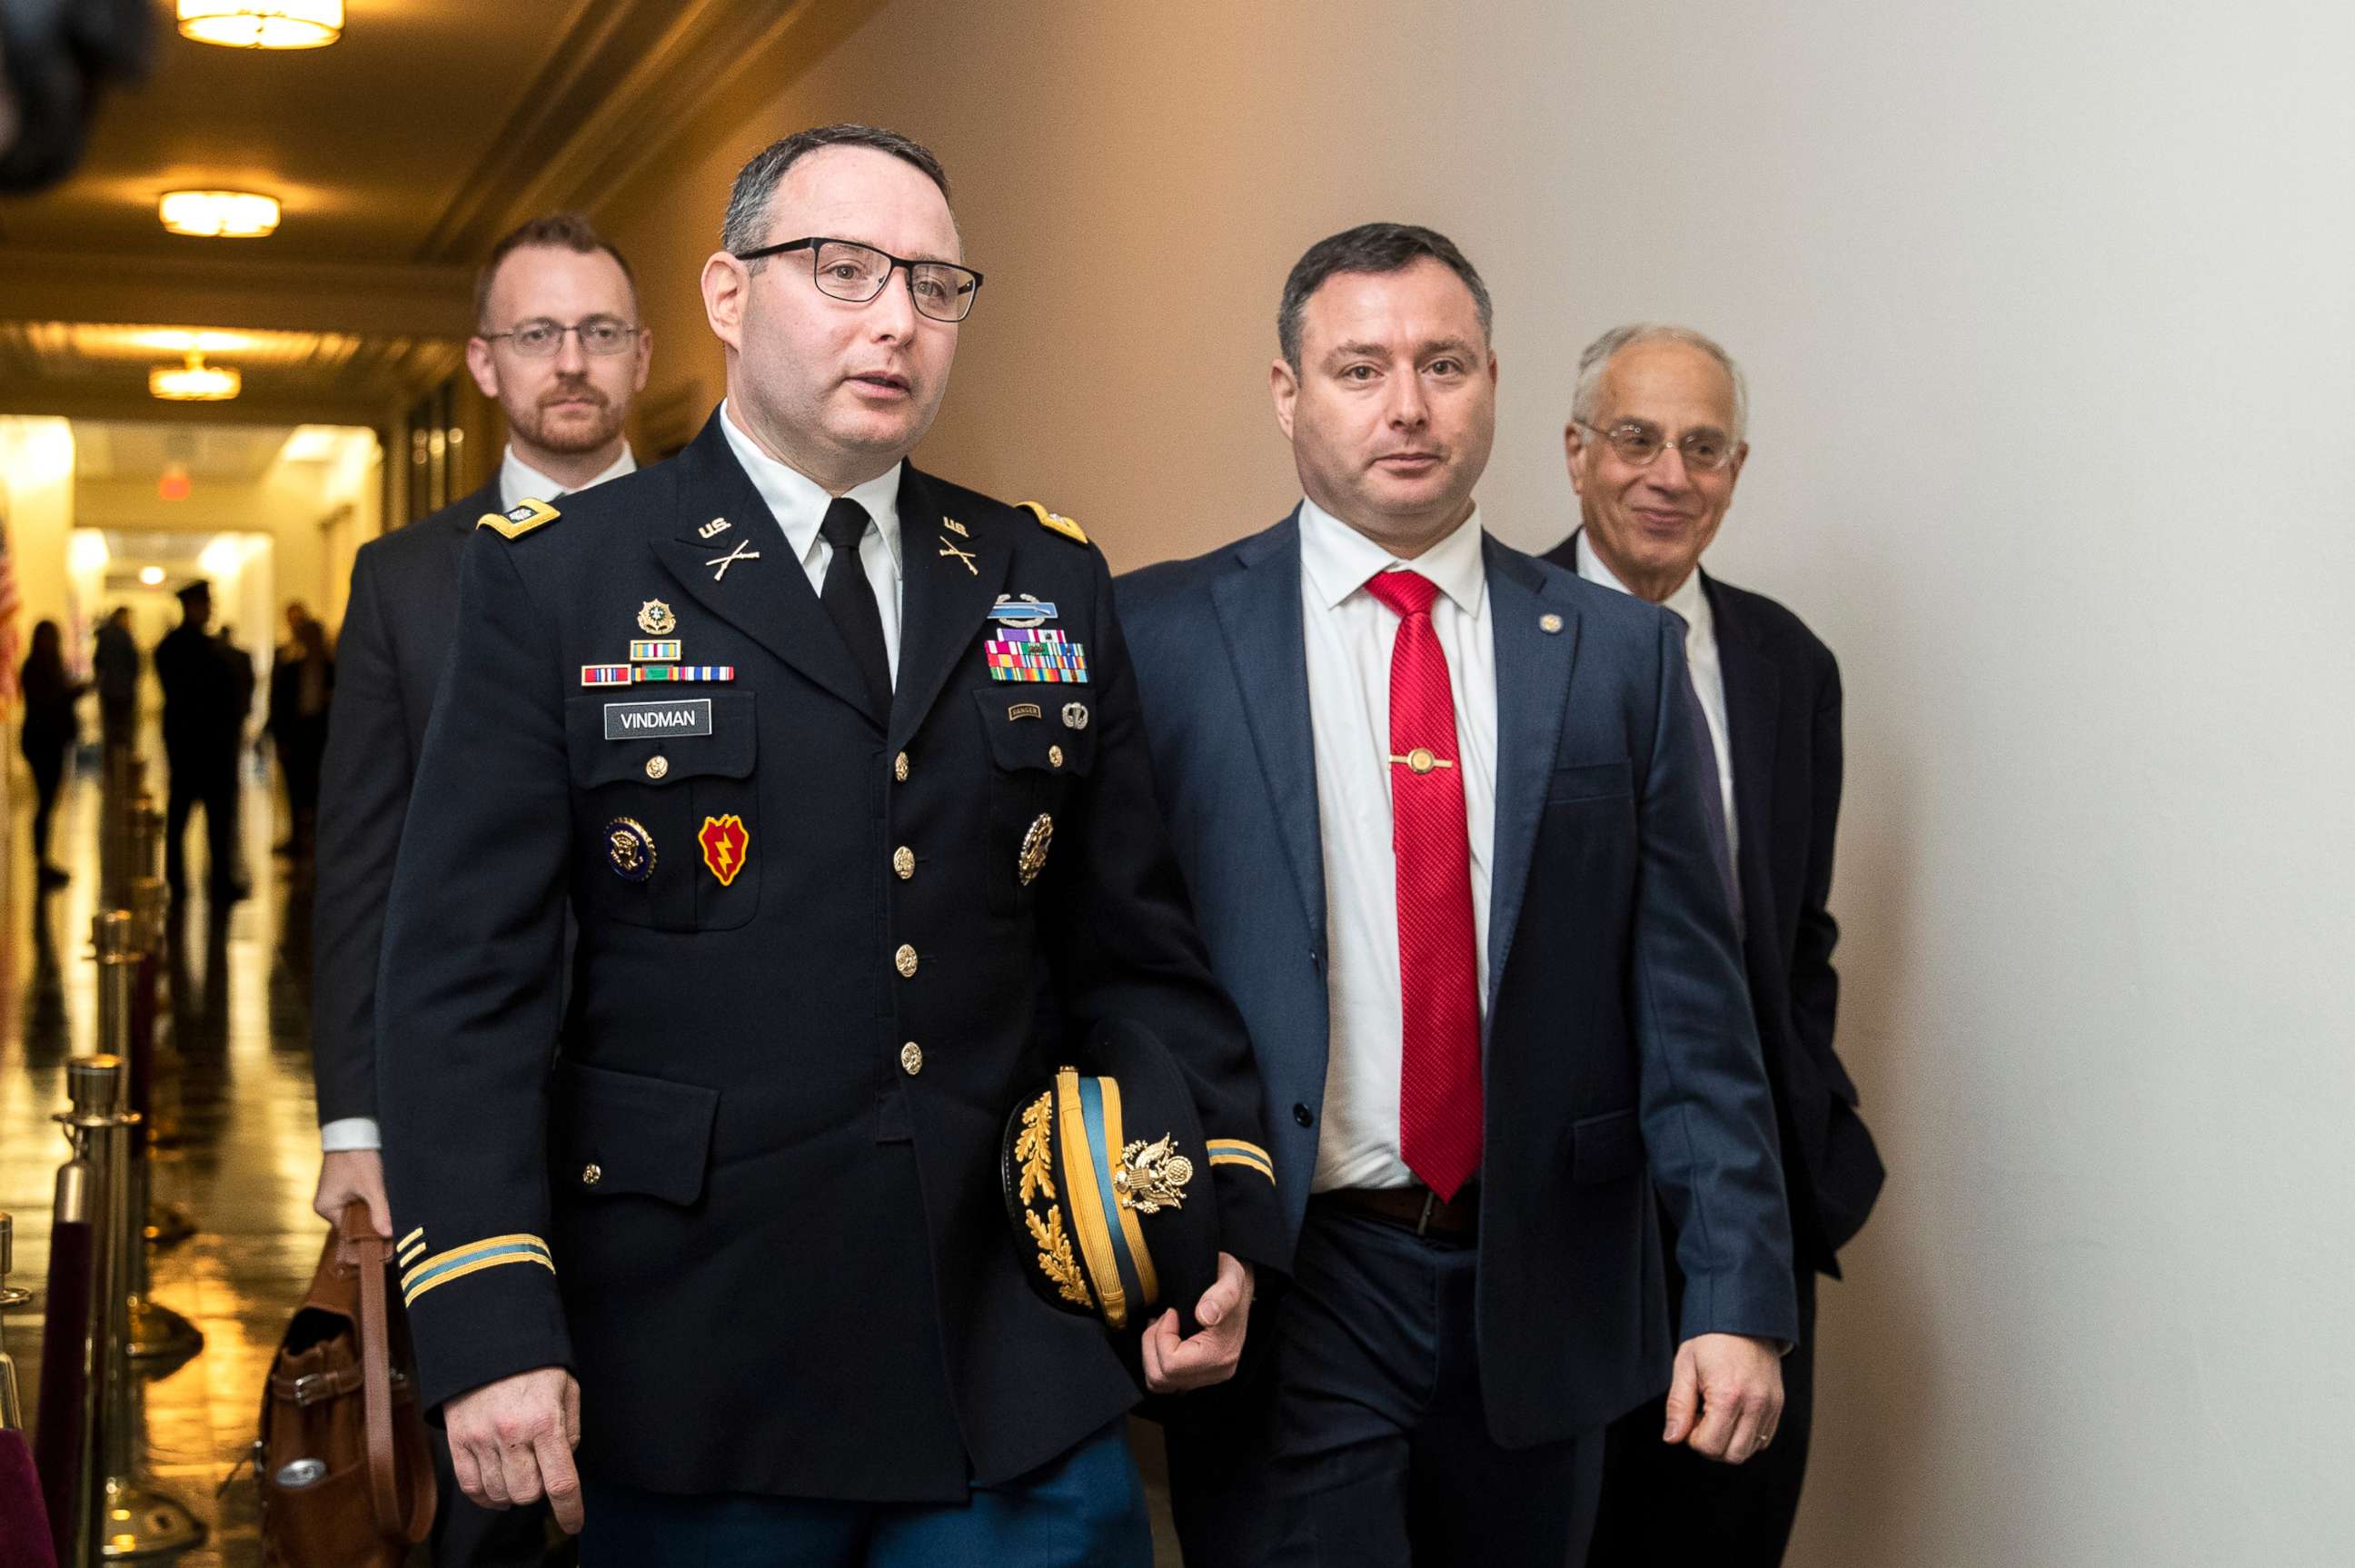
376, 411, 1282, 1503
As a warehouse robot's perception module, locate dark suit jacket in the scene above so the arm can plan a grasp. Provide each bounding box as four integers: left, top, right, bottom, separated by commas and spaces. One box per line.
1542, 532, 1884, 1274
1117, 514, 1798, 1446
376, 412, 1282, 1501
310, 481, 495, 1127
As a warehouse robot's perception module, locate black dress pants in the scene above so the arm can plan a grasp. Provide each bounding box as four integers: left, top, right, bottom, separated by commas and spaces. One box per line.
164, 750, 238, 892
1586, 1265, 1818, 1567
1166, 1202, 1600, 1567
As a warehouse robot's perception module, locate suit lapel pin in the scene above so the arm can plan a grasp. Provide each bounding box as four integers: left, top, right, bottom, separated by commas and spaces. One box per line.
699, 517, 731, 540
939, 536, 979, 576
1539, 613, 1564, 634
706, 540, 761, 581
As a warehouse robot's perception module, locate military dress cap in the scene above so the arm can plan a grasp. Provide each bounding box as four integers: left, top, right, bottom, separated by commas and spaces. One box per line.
174, 579, 212, 605
1001, 1020, 1222, 1337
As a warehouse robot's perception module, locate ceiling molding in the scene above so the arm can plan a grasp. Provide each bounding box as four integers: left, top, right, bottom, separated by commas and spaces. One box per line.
504, 0, 850, 235
0, 249, 474, 339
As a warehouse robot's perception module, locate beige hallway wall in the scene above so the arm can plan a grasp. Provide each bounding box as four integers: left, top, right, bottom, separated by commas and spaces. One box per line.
592, 5, 2355, 1563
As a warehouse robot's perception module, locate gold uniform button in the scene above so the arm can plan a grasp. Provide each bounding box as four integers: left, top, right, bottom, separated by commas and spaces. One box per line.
1048, 745, 1065, 769
893, 846, 916, 880
894, 943, 919, 978
581, 1164, 602, 1186
893, 751, 910, 782
645, 755, 670, 780
899, 1041, 924, 1076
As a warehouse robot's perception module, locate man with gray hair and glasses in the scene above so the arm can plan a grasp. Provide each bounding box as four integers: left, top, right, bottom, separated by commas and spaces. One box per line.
1545, 324, 1885, 1565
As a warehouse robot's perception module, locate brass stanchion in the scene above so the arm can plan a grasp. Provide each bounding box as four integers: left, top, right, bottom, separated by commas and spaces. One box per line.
35, 1096, 97, 1563
94, 913, 199, 1370
127, 797, 192, 1233
56, 1056, 205, 1563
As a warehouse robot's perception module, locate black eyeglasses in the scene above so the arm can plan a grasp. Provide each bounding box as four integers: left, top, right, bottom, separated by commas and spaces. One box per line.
479, 318, 641, 358
733, 236, 984, 323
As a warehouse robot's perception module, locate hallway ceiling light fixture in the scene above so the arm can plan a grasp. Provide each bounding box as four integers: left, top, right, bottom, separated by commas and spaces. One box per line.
140, 567, 167, 586
150, 352, 243, 402
159, 189, 282, 239
176, 2, 343, 50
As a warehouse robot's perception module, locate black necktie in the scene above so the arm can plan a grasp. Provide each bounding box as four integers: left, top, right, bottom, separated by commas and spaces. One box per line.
818, 496, 891, 721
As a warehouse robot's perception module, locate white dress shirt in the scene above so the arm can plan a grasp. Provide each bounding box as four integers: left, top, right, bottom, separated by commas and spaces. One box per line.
321, 442, 641, 1155
1575, 532, 1736, 859
720, 400, 906, 681
499, 442, 637, 513
1300, 498, 1499, 1195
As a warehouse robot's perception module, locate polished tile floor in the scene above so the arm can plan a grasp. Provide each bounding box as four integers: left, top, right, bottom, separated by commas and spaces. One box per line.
4, 753, 327, 1566
2, 755, 1186, 1565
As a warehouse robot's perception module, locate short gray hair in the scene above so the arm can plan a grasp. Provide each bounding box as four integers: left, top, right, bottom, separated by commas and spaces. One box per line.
720, 124, 951, 262
1572, 323, 1749, 442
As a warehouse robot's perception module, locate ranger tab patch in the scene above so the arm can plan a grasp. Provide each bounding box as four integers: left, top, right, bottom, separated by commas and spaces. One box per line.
478, 497, 561, 540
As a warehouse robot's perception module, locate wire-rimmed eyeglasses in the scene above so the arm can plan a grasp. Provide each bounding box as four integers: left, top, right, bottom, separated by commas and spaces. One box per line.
479, 318, 642, 358
1572, 418, 1741, 473
734, 236, 984, 323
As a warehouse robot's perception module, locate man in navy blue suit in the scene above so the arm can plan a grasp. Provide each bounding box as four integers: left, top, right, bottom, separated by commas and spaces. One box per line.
1118, 225, 1798, 1566
1545, 323, 1885, 1566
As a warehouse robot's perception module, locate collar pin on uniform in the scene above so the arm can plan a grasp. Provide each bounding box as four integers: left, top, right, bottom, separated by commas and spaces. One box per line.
700, 517, 731, 540
706, 539, 761, 581
939, 536, 979, 576
942, 516, 969, 538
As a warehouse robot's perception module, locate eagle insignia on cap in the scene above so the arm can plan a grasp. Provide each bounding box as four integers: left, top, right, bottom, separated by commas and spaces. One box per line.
1113, 1135, 1194, 1215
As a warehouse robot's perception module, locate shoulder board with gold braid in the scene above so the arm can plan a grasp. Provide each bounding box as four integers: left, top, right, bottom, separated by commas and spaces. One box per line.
477, 497, 561, 541
1016, 501, 1088, 547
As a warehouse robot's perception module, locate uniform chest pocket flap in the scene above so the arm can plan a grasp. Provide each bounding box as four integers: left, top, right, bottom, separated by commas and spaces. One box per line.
566, 692, 755, 788
551, 1060, 720, 1206
974, 688, 1096, 778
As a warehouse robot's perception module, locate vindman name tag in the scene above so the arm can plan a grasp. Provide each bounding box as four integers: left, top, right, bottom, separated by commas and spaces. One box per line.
603, 699, 714, 739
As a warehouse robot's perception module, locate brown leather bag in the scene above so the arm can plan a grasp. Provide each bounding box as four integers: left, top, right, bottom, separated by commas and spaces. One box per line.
255, 1202, 435, 1566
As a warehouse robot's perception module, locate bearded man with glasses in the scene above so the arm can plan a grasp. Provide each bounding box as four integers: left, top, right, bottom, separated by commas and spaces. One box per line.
1545, 324, 1886, 1567
373, 124, 1279, 1567
312, 211, 650, 1568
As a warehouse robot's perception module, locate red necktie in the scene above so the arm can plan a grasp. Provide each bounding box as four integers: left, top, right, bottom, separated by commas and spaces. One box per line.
1362, 570, 1483, 1201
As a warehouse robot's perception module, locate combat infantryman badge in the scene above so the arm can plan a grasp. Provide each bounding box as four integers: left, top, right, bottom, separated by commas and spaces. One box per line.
699, 814, 750, 887
638, 600, 677, 636
605, 818, 656, 883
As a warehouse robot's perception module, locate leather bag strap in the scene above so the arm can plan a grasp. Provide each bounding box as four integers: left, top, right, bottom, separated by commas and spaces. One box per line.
340, 1202, 403, 1535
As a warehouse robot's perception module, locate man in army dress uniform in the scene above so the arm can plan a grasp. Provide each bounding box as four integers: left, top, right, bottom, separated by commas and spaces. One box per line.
377, 124, 1280, 1564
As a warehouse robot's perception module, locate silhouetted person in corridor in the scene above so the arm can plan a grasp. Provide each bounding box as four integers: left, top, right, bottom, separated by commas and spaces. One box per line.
152, 581, 245, 901
265, 602, 333, 860
93, 605, 138, 752
18, 618, 86, 889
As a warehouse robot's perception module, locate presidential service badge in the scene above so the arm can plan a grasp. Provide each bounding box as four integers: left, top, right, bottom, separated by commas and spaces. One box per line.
1018, 812, 1055, 887
699, 814, 749, 887
605, 818, 655, 883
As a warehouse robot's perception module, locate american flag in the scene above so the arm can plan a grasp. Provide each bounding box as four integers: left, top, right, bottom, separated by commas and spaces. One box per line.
0, 519, 19, 705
